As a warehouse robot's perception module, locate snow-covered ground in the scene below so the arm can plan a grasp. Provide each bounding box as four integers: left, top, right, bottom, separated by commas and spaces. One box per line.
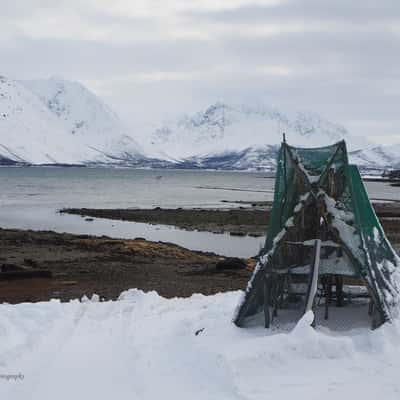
1, 290, 400, 400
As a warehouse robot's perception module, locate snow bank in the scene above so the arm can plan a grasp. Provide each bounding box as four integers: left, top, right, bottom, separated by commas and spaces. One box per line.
1, 290, 400, 399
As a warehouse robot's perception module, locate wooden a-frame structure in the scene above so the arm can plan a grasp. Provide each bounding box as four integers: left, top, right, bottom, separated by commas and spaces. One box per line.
234, 139, 400, 329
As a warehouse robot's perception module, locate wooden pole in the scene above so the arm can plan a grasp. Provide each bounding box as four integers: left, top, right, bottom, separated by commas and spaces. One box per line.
324, 276, 332, 320
304, 239, 321, 326
273, 275, 278, 318
335, 275, 344, 307
263, 276, 270, 328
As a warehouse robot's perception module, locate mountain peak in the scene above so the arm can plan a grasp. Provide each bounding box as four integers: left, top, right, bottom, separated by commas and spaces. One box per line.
20, 78, 124, 138
147, 102, 355, 160
188, 102, 232, 134
0, 75, 144, 165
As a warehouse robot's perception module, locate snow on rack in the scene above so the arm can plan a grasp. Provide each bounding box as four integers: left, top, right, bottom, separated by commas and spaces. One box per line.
1, 290, 400, 400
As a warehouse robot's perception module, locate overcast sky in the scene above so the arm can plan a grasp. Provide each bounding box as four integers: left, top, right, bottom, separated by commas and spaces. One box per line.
1, 0, 400, 144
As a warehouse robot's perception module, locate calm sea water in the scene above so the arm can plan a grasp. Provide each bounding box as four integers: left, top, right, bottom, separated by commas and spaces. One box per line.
0, 167, 274, 209
0, 167, 399, 257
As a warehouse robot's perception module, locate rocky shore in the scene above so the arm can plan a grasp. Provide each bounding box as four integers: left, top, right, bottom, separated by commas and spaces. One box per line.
61, 202, 400, 239
0, 228, 253, 304
61, 207, 270, 236
3, 202, 400, 304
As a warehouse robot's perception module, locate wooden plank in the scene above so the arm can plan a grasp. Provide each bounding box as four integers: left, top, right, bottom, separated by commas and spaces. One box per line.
284, 240, 340, 248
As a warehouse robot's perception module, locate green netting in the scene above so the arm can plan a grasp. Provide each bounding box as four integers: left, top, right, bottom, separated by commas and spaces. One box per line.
263, 141, 348, 255
348, 166, 400, 321
234, 140, 400, 328
291, 144, 342, 176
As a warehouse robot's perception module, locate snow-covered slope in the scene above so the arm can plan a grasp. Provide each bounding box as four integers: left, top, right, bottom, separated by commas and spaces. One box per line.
0, 76, 144, 165
21, 78, 122, 138
179, 145, 279, 171
147, 102, 400, 172
21, 77, 143, 161
144, 102, 394, 171
0, 76, 87, 164
1, 289, 400, 400
145, 102, 364, 160
350, 144, 400, 171
178, 144, 400, 172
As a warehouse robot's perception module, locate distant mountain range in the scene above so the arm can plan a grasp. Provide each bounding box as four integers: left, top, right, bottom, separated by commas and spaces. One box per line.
0, 75, 397, 173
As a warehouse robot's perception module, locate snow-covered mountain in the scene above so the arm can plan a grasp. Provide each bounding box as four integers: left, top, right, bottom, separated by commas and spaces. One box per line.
0, 76, 398, 172
144, 102, 365, 161
350, 144, 400, 171
0, 76, 85, 164
0, 76, 145, 165
143, 102, 392, 171
176, 144, 400, 172
20, 78, 143, 159
176, 146, 279, 171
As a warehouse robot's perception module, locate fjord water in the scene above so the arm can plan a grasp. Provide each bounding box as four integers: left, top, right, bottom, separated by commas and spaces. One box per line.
0, 167, 274, 209
0, 167, 272, 256
1, 167, 399, 257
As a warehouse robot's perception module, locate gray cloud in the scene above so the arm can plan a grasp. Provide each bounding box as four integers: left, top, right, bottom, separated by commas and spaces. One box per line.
186, 0, 400, 24
1, 0, 400, 144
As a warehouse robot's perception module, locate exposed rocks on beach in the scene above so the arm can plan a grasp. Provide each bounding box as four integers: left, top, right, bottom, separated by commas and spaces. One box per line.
2, 202, 400, 304
0, 228, 254, 304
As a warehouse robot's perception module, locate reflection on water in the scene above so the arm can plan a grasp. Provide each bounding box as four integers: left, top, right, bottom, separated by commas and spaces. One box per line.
0, 207, 265, 258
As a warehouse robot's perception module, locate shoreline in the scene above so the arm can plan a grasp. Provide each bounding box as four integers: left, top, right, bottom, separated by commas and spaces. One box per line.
0, 228, 253, 304
3, 203, 400, 304
60, 202, 400, 237
60, 207, 271, 236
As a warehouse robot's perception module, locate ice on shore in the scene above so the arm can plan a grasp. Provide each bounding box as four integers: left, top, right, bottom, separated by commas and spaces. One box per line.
1, 289, 400, 399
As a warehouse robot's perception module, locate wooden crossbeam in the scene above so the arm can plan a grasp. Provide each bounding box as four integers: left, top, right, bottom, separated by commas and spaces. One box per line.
284, 240, 340, 248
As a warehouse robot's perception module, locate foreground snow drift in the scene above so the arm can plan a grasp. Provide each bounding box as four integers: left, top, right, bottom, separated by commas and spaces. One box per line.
1, 290, 400, 399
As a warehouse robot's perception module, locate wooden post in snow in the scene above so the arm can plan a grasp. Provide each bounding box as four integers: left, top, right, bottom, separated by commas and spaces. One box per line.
263, 276, 270, 328
304, 239, 321, 326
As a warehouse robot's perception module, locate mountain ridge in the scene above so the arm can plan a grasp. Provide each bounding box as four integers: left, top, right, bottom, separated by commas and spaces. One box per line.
0, 76, 145, 165
144, 102, 362, 161
0, 75, 397, 173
